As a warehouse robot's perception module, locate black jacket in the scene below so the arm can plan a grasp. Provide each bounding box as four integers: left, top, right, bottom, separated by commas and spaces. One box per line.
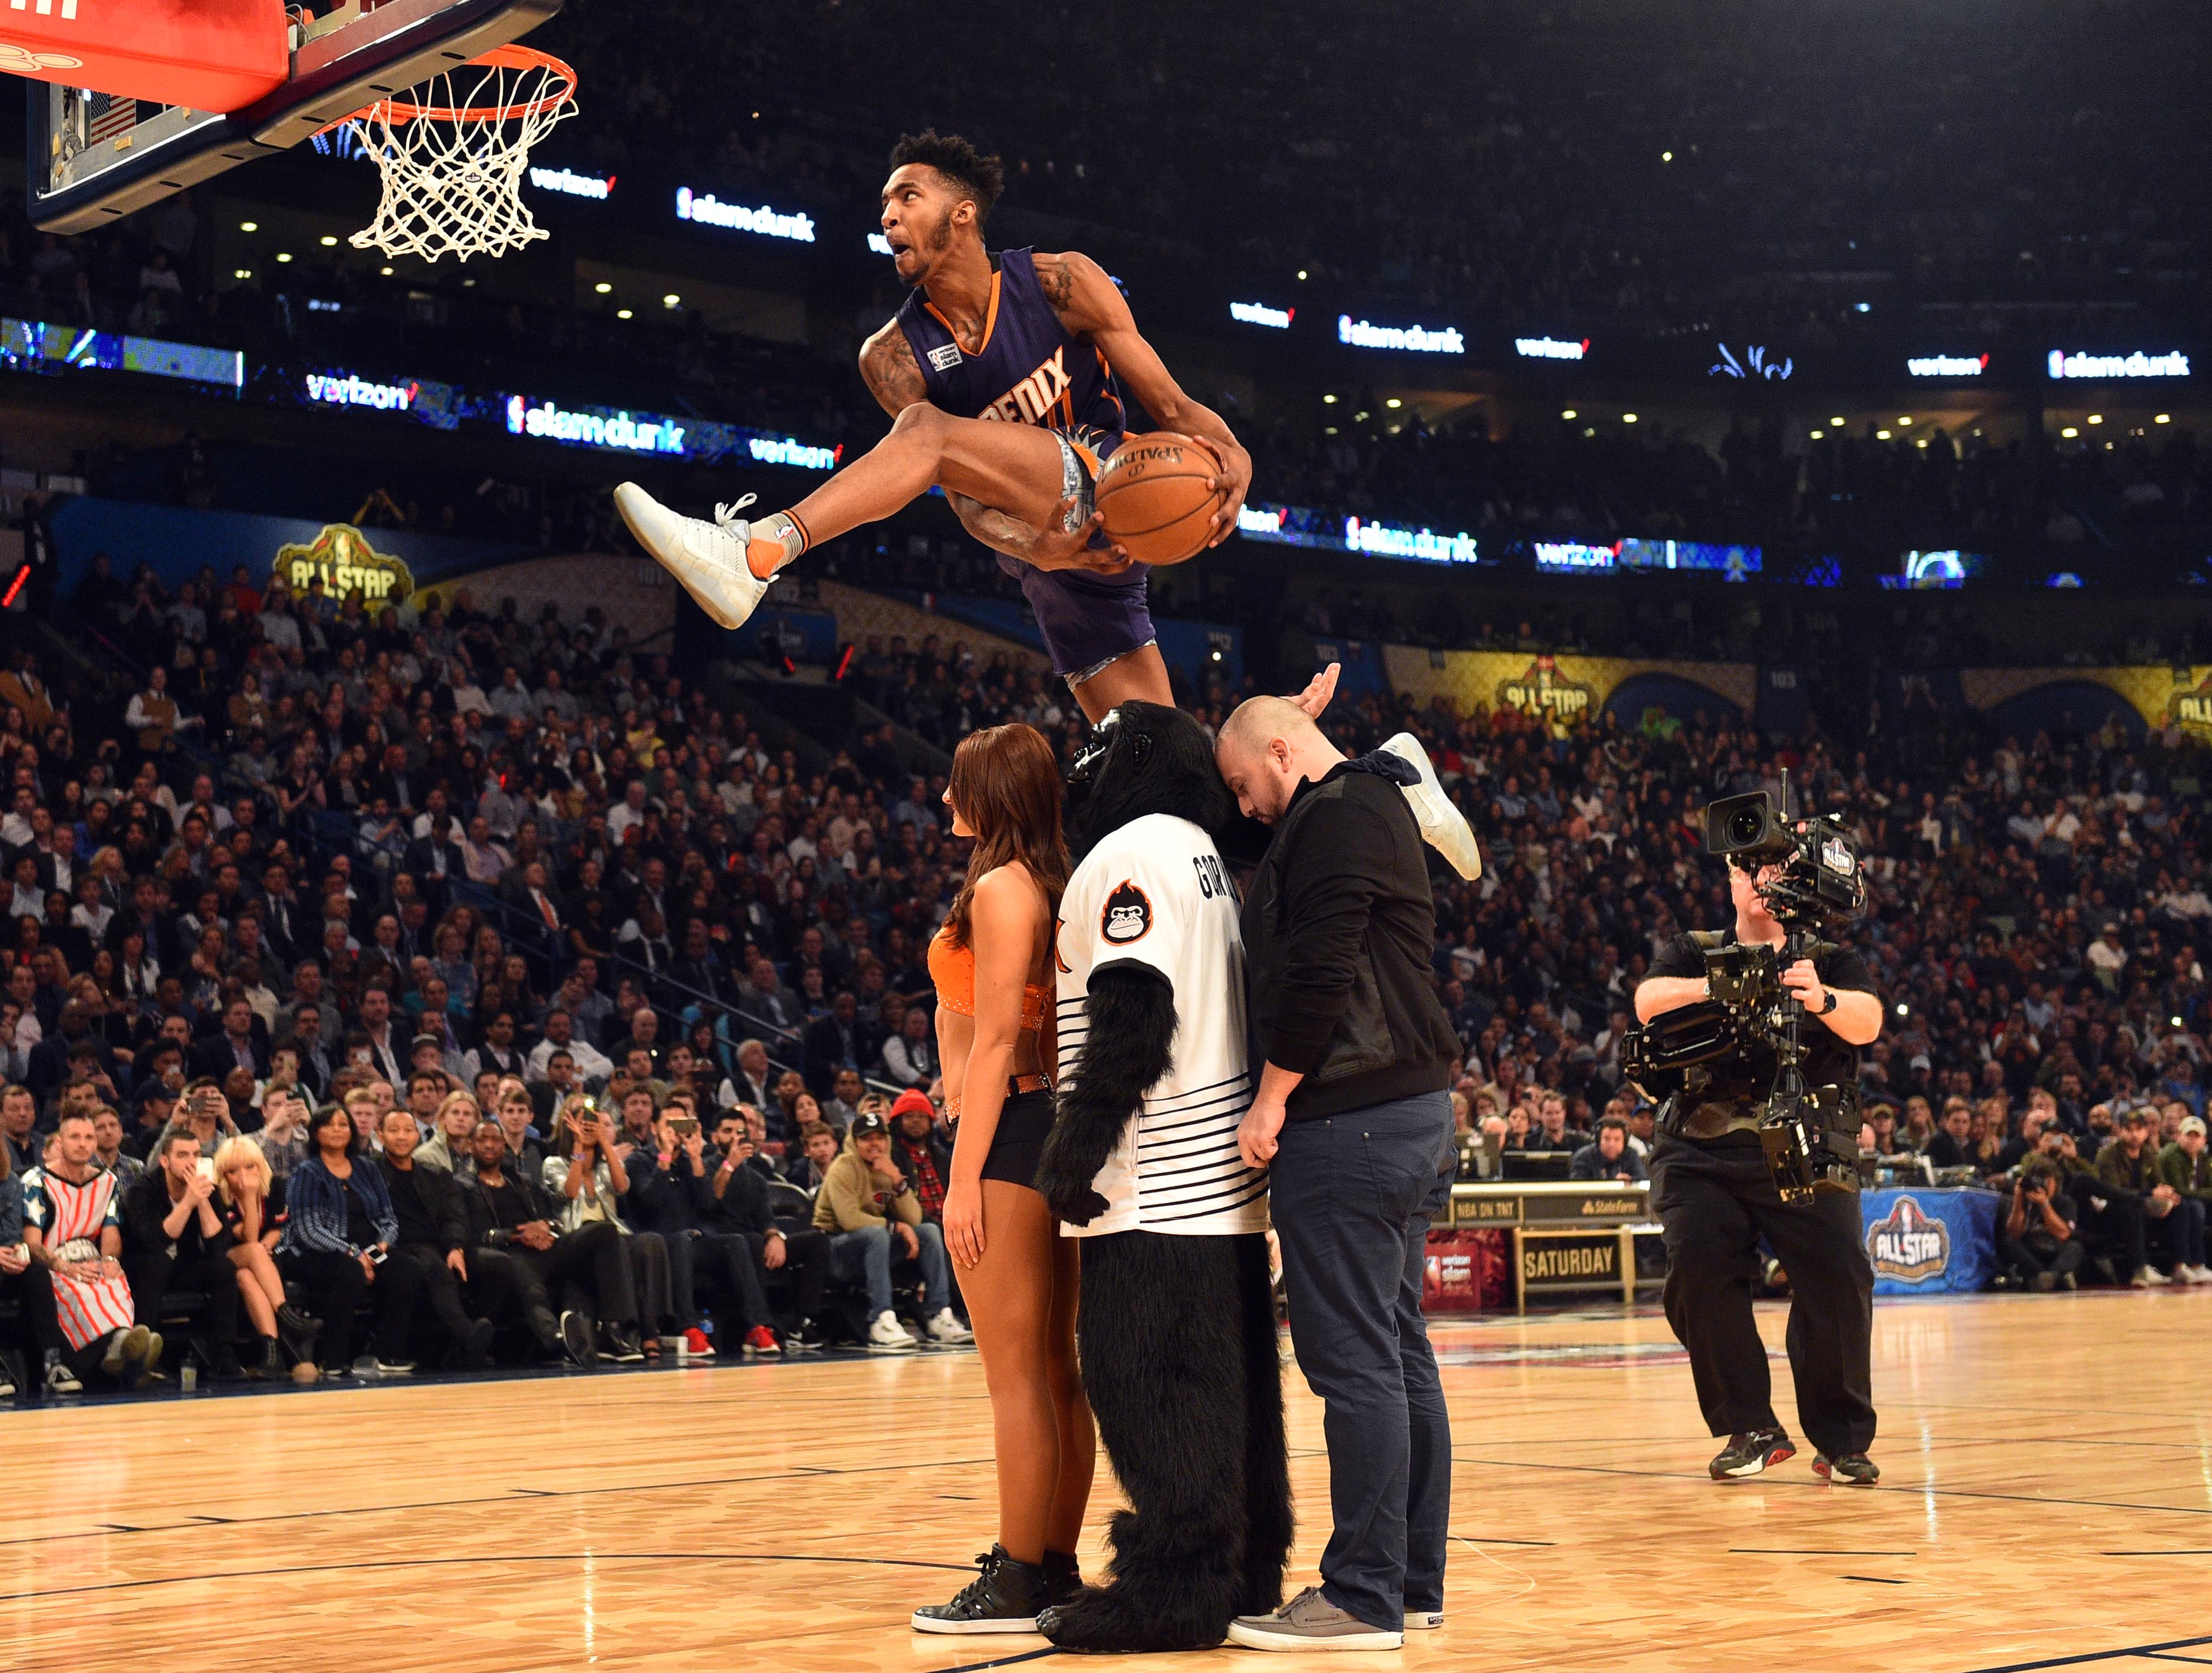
378, 1156, 469, 1254
626, 1148, 718, 1235
1240, 754, 1459, 1121
459, 1165, 561, 1247
122, 1169, 237, 1264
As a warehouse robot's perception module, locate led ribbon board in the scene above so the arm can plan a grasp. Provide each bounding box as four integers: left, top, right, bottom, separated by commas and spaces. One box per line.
1337, 315, 1464, 354
1907, 353, 1987, 377
674, 187, 815, 242
0, 316, 242, 390
2046, 350, 2190, 380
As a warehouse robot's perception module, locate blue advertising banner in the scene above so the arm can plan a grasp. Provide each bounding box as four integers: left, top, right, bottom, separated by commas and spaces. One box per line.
48, 498, 529, 596
1860, 1188, 2000, 1297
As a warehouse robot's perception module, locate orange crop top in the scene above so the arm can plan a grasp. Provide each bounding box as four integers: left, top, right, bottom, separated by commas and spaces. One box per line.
930, 921, 1051, 1033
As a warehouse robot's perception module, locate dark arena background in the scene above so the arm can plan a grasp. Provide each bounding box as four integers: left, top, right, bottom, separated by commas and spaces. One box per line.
1, 1, 2209, 1668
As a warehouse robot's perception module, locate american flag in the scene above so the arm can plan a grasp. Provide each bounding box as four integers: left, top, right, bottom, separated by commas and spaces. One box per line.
86, 94, 137, 148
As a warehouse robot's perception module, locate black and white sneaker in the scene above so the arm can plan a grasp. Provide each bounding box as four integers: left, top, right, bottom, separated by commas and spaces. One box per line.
1812, 1451, 1880, 1485
911, 1545, 1051, 1634
785, 1320, 828, 1355
372, 1355, 416, 1375
1709, 1427, 1796, 1480
44, 1355, 83, 1395
559, 1310, 595, 1368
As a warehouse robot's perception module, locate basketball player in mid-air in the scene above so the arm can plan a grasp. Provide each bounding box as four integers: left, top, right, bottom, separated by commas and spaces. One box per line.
617, 130, 1481, 878
617, 128, 1235, 722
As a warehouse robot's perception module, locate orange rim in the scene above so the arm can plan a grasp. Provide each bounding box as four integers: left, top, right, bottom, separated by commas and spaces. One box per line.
356, 42, 576, 127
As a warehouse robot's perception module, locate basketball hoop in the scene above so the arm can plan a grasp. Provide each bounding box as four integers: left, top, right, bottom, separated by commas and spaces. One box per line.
335, 42, 577, 263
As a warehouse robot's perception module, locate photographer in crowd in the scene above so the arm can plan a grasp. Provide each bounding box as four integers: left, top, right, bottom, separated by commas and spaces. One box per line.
1633, 823, 1884, 1485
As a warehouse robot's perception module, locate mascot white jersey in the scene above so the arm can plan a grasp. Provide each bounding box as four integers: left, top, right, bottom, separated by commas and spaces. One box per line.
1053, 812, 1267, 1238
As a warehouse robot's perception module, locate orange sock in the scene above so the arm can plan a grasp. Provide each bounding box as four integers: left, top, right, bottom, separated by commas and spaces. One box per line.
748, 510, 809, 580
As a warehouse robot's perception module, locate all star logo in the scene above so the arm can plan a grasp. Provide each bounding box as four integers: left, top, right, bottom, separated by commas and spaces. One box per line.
1866, 1195, 1950, 1283
2168, 668, 2212, 735
1101, 880, 1152, 945
1496, 656, 1594, 725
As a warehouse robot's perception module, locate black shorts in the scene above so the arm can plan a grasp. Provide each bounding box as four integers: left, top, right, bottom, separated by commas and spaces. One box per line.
979, 1087, 1056, 1191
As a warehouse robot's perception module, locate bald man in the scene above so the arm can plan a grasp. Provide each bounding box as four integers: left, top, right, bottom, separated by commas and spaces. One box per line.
1216, 694, 1463, 1652
1220, 698, 1479, 880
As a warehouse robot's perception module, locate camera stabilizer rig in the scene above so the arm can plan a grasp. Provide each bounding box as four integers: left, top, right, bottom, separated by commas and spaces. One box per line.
1623, 771, 1869, 1204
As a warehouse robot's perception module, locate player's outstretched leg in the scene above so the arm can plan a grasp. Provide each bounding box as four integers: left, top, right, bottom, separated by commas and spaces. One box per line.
615, 406, 1072, 630
1379, 732, 1483, 879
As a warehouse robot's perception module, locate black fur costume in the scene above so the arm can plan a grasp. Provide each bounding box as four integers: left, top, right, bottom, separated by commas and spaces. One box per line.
1033, 702, 1291, 1654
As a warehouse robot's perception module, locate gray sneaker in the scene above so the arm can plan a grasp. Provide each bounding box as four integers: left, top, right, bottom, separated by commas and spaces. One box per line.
1226, 1586, 1405, 1652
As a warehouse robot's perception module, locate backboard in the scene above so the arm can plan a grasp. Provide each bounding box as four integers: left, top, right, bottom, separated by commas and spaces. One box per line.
28, 0, 561, 234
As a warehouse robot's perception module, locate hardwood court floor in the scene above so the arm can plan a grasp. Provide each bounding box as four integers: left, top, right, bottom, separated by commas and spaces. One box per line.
5, 1290, 2211, 1673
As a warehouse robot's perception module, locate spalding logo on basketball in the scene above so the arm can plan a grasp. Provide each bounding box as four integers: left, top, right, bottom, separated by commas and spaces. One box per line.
1095, 430, 1225, 567
1865, 1195, 1950, 1283
1101, 880, 1153, 945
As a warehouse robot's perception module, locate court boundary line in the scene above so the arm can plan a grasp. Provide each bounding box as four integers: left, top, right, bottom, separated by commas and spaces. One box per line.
1963, 1633, 2212, 1672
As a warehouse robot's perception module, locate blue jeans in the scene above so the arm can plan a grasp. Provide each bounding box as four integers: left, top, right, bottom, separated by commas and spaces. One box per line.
1269, 1090, 1455, 1633
828, 1221, 952, 1317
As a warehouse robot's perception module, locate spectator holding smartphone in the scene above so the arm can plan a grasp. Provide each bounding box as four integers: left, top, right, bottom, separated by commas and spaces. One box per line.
252, 1086, 310, 1180
705, 1107, 831, 1353
544, 1094, 664, 1361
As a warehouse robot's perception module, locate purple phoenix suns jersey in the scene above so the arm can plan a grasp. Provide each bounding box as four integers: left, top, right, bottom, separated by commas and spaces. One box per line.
896, 246, 1128, 441
894, 246, 1154, 681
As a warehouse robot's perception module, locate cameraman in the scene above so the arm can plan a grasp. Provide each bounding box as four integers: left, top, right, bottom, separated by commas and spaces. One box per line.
1634, 850, 1884, 1485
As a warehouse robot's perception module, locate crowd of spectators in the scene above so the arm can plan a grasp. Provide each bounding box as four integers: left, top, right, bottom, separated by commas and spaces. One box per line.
0, 510, 2206, 1396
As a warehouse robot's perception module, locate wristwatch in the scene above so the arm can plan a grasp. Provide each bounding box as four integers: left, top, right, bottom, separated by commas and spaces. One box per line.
1819, 989, 1839, 1014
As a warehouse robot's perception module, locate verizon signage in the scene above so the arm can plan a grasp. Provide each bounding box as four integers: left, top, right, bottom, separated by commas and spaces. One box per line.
1907, 353, 1987, 377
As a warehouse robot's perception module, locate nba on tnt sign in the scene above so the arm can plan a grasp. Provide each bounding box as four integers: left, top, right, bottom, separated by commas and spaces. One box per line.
1865, 1195, 1951, 1284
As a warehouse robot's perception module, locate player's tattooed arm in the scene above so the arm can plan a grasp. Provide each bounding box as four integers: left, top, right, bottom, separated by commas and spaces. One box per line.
946, 491, 1131, 577
1038, 249, 1254, 548
857, 321, 929, 419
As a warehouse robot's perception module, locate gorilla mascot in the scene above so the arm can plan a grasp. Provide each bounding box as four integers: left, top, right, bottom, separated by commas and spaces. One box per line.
1033, 701, 1291, 1654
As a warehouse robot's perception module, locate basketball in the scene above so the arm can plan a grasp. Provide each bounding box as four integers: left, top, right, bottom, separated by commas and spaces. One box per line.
1095, 432, 1227, 566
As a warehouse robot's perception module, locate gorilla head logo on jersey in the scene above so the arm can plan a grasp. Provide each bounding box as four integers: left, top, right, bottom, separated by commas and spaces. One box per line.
1065, 701, 1243, 859
1101, 880, 1152, 944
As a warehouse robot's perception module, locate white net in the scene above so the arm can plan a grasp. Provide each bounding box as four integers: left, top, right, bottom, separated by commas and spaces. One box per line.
343, 48, 576, 263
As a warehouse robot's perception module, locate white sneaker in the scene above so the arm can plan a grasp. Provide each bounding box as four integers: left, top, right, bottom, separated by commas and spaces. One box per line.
1406, 1610, 1444, 1631
1378, 732, 1482, 880
614, 484, 778, 630
925, 1308, 975, 1345
2131, 1265, 2171, 1287
867, 1310, 919, 1353
44, 1358, 82, 1395
2187, 1264, 2212, 1285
